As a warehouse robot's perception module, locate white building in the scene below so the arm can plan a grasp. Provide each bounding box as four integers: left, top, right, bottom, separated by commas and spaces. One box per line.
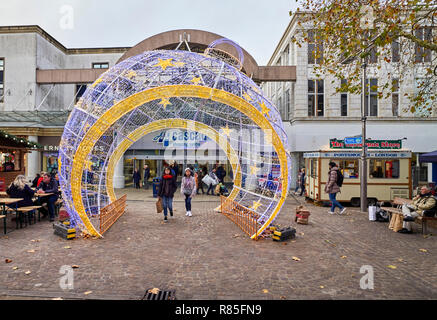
261, 13, 437, 189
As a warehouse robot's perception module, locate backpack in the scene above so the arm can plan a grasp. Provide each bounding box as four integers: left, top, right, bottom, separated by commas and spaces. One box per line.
336, 170, 344, 187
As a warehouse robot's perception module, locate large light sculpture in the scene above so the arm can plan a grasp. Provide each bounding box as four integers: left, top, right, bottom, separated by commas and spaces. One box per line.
59, 40, 292, 238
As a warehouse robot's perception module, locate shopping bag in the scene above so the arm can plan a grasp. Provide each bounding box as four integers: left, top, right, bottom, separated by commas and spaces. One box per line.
368, 206, 377, 221
392, 213, 403, 232
156, 197, 163, 213
215, 184, 221, 194
202, 175, 212, 186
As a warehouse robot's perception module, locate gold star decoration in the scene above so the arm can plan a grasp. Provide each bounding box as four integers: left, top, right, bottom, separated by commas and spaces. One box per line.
190, 77, 201, 85
250, 165, 259, 175
85, 160, 93, 171
158, 98, 172, 109
259, 101, 271, 119
153, 58, 174, 71
251, 200, 262, 211
221, 125, 233, 137
125, 70, 137, 79
242, 92, 252, 101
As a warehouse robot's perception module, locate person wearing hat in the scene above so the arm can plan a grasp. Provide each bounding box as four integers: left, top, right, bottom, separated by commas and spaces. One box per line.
181, 167, 196, 217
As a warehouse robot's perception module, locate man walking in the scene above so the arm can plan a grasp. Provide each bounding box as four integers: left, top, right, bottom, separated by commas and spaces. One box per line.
325, 162, 346, 215
143, 164, 150, 189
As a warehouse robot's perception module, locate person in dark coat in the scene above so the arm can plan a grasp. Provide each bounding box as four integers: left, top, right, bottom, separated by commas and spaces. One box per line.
143, 164, 151, 189
299, 168, 306, 196
6, 175, 36, 208
133, 169, 141, 189
36, 173, 59, 221
216, 165, 226, 184
31, 173, 41, 188
158, 167, 177, 222
325, 162, 346, 215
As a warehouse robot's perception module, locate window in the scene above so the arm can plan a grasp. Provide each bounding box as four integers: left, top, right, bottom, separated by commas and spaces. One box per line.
308, 30, 323, 64
331, 159, 359, 179
92, 62, 109, 69
415, 27, 432, 63
414, 78, 432, 116
283, 44, 289, 65
369, 159, 400, 179
310, 159, 318, 178
391, 39, 400, 63
364, 78, 378, 116
340, 79, 348, 116
284, 89, 290, 121
392, 78, 399, 116
308, 80, 324, 116
75, 84, 87, 103
0, 58, 4, 103
364, 31, 377, 64
277, 96, 283, 118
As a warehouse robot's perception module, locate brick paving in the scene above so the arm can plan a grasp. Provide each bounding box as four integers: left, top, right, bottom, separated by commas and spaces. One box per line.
1, 189, 436, 300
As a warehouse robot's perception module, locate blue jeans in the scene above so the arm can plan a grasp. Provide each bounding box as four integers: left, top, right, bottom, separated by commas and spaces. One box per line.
329, 193, 344, 212
207, 184, 215, 195
184, 194, 192, 211
162, 196, 173, 216
38, 195, 58, 219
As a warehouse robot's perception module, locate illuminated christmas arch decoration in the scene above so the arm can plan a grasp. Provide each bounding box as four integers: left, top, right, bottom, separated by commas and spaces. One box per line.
58, 44, 292, 238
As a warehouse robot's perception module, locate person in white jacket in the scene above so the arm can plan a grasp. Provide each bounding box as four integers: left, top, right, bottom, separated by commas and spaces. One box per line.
181, 168, 196, 217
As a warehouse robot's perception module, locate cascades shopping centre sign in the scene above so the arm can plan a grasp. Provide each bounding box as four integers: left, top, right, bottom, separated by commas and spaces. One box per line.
330, 139, 402, 149
153, 130, 208, 148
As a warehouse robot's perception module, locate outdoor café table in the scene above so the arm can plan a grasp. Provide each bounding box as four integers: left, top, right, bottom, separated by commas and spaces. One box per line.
0, 198, 23, 234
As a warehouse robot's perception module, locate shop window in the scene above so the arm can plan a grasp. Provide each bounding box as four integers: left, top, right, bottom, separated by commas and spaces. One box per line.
369, 159, 400, 179
310, 159, 318, 178
331, 159, 359, 179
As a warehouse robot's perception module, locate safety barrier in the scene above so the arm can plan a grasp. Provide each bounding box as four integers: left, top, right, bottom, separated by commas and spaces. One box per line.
220, 196, 261, 240
99, 194, 127, 235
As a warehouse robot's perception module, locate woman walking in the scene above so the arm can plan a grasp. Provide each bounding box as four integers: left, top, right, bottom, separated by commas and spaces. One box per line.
325, 162, 346, 215
206, 168, 218, 195
157, 167, 177, 222
195, 169, 205, 194
181, 168, 196, 217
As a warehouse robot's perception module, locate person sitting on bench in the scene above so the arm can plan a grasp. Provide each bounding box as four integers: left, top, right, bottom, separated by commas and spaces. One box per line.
36, 173, 59, 222
399, 186, 436, 234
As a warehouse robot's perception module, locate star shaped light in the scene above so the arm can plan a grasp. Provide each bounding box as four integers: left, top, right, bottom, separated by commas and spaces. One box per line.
158, 98, 172, 109
251, 200, 262, 211
250, 165, 259, 175
259, 101, 271, 119
221, 125, 233, 137
125, 70, 137, 79
153, 58, 174, 71
85, 160, 93, 171
191, 77, 201, 85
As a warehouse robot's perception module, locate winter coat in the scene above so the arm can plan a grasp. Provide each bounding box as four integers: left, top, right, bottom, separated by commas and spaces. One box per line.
410, 193, 437, 216
6, 184, 35, 207
181, 175, 196, 197
144, 167, 150, 181
325, 167, 341, 194
133, 171, 141, 183
158, 174, 177, 198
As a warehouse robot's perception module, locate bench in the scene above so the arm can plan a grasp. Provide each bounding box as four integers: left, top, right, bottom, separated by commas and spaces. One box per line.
382, 197, 437, 234
6, 206, 42, 228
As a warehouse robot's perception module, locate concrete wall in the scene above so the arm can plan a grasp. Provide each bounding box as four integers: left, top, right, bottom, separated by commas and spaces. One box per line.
0, 33, 37, 111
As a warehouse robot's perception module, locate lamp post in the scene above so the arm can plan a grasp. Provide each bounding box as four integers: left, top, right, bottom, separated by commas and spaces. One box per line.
360, 60, 368, 212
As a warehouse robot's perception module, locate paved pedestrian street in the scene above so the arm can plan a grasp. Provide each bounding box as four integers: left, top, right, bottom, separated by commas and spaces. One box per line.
1, 189, 436, 300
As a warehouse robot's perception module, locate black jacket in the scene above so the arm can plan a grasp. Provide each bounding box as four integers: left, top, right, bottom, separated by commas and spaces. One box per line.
144, 168, 150, 180
158, 175, 177, 198
7, 184, 35, 207
133, 171, 141, 183
37, 178, 59, 198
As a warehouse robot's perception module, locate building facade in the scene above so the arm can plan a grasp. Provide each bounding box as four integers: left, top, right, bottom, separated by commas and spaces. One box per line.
261, 13, 437, 189
0, 26, 294, 188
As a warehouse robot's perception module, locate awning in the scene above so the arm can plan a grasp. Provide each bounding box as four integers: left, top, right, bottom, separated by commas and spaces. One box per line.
419, 150, 437, 163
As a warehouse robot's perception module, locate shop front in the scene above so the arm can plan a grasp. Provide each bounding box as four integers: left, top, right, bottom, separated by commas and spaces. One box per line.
304, 138, 412, 205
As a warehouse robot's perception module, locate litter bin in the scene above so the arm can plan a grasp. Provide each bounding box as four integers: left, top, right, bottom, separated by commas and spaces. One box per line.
152, 177, 161, 198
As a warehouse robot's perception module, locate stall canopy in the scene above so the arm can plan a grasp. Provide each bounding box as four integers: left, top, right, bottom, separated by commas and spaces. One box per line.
419, 150, 437, 163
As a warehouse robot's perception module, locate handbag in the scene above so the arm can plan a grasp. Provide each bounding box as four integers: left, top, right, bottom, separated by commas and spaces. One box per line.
368, 205, 377, 221
202, 175, 212, 186
156, 197, 163, 213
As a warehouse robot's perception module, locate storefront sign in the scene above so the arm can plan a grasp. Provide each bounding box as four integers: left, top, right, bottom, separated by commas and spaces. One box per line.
330, 139, 402, 150
153, 130, 208, 148
304, 152, 411, 159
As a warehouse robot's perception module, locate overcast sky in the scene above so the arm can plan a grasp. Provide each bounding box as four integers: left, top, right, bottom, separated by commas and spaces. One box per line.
0, 0, 298, 65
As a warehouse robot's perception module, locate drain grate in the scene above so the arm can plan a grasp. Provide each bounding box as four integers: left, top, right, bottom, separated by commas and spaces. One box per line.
142, 288, 176, 300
